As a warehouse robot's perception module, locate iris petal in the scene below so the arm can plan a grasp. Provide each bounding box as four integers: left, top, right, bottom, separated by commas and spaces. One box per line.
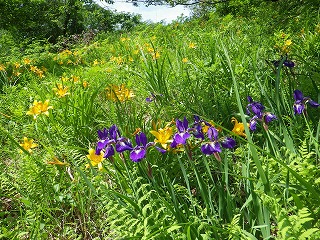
207, 127, 218, 141
96, 140, 108, 154
130, 147, 146, 162
221, 137, 236, 149
139, 132, 148, 146
265, 113, 277, 123
308, 99, 320, 108
155, 146, 166, 154
173, 132, 190, 145
293, 90, 304, 101
97, 128, 108, 140
201, 142, 221, 155
176, 119, 184, 132
249, 117, 258, 131
116, 140, 133, 152
293, 101, 304, 115
104, 145, 115, 158
183, 117, 189, 130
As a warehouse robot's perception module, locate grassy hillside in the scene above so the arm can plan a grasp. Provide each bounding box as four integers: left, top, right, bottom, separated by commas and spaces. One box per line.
1, 3, 320, 239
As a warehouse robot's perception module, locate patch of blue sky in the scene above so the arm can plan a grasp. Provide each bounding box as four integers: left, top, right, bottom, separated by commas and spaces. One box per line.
94, 0, 190, 23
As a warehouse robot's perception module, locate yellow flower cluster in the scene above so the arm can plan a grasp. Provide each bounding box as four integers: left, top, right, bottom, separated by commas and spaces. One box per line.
0, 58, 47, 80
143, 43, 161, 60
51, 75, 84, 97
53, 84, 70, 98
281, 39, 292, 54
110, 56, 124, 65
23, 58, 32, 65
26, 100, 53, 119
53, 49, 82, 65
182, 58, 188, 63
105, 84, 135, 102
120, 37, 130, 42
60, 75, 80, 83
30, 65, 45, 78
152, 51, 161, 60
0, 64, 6, 71
274, 32, 293, 54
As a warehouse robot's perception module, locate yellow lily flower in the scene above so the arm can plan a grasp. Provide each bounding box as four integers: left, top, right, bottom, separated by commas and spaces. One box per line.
106, 84, 134, 102
93, 59, 99, 65
53, 84, 70, 98
26, 100, 43, 119
26, 100, 53, 119
201, 121, 216, 133
231, 117, 247, 138
152, 51, 160, 60
182, 58, 188, 63
30, 65, 38, 72
40, 100, 53, 116
71, 75, 80, 83
86, 148, 104, 171
188, 42, 196, 49
20, 137, 38, 153
14, 62, 21, 69
150, 126, 173, 149
82, 81, 89, 88
23, 58, 31, 65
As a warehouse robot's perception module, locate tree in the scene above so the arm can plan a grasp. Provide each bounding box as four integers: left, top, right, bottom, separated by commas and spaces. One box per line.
0, 0, 141, 43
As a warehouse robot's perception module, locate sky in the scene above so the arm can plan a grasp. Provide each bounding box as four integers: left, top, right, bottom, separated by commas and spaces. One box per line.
94, 0, 190, 23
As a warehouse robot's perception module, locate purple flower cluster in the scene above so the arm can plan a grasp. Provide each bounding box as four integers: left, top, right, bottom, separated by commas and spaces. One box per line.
200, 127, 236, 157
293, 90, 319, 115
95, 125, 160, 162
246, 96, 277, 131
94, 116, 236, 164
170, 116, 236, 159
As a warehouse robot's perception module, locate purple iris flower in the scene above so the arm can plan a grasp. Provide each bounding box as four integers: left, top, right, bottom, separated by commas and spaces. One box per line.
293, 90, 319, 115
283, 60, 295, 68
246, 96, 277, 131
146, 97, 153, 102
265, 112, 277, 123
115, 137, 133, 153
246, 96, 265, 118
103, 144, 115, 158
146, 93, 163, 103
249, 116, 259, 131
272, 59, 295, 68
130, 132, 154, 162
189, 115, 210, 140
95, 125, 126, 159
97, 128, 109, 140
171, 117, 191, 148
201, 127, 236, 158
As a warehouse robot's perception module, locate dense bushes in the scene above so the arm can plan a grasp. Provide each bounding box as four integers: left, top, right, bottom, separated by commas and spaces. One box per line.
0, 0, 141, 43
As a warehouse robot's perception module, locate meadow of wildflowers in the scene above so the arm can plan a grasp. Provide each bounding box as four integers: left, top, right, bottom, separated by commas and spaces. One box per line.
1, 5, 320, 239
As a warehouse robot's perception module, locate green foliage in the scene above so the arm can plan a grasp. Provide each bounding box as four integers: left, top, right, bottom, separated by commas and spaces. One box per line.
1, 3, 320, 239
278, 208, 319, 240
0, 0, 142, 44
